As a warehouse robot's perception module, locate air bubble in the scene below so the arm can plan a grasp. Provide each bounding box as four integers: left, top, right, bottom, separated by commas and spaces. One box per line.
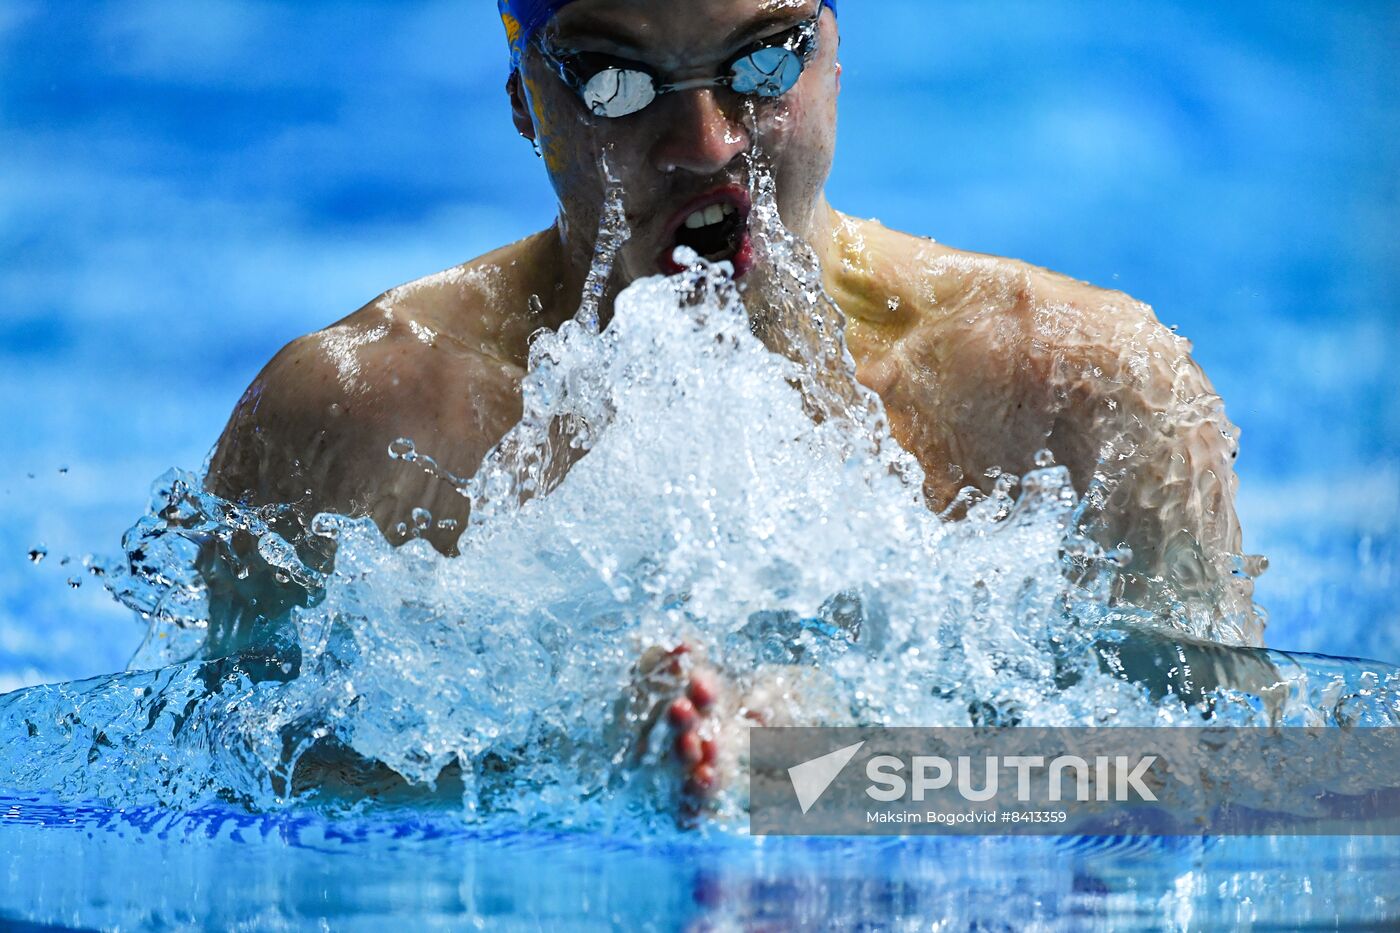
388, 438, 418, 461
311, 514, 343, 539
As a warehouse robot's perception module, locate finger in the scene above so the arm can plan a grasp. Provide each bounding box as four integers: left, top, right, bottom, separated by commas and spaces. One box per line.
687, 672, 718, 711
675, 730, 704, 766
667, 697, 698, 729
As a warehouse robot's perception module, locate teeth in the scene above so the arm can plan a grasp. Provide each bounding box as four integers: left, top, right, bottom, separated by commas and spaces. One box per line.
683, 204, 736, 230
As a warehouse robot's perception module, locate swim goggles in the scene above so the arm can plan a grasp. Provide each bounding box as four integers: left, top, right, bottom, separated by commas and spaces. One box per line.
534, 11, 822, 119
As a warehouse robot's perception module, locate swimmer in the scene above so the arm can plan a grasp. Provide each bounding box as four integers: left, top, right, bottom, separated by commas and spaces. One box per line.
206, 0, 1262, 810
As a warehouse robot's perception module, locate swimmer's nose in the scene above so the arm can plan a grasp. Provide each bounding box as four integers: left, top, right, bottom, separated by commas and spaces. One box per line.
650, 89, 750, 176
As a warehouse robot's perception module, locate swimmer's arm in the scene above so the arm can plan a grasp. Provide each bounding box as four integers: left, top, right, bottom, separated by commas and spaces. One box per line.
858, 245, 1260, 642
189, 327, 473, 655
1038, 296, 1263, 644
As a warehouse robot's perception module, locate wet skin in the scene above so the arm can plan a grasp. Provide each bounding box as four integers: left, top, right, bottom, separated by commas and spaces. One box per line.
207, 0, 1261, 802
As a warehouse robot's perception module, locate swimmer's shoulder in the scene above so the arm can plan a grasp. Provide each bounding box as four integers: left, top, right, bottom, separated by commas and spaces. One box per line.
370, 228, 570, 369
206, 230, 561, 522
828, 211, 1175, 366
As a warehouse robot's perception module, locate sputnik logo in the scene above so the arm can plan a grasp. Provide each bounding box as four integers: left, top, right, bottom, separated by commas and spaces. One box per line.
788, 741, 865, 814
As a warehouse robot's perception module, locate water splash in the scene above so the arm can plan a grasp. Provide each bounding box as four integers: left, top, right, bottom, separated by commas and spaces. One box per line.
1, 164, 1395, 825
463, 163, 633, 528
575, 158, 630, 336
740, 152, 924, 494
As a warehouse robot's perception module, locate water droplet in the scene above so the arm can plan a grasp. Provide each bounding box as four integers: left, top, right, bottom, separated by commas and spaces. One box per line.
311, 514, 342, 538
28, 547, 47, 564
388, 438, 418, 462
58, 466, 69, 475
411, 508, 433, 531
436, 518, 459, 532
1034, 449, 1056, 468
67, 577, 82, 589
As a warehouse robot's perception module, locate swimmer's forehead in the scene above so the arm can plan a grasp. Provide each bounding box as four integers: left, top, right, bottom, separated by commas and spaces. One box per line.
548, 0, 817, 53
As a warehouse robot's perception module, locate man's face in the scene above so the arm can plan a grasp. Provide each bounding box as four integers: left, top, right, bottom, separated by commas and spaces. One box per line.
513, 0, 839, 284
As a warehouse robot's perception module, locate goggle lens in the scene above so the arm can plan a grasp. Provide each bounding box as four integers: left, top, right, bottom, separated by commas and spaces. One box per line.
582, 68, 658, 118
729, 46, 804, 97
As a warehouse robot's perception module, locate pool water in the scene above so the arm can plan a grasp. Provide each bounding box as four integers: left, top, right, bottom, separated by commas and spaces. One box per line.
4, 792, 1399, 930
2, 0, 1398, 929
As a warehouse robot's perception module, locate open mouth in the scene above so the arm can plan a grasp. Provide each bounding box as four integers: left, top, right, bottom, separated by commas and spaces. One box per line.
659, 187, 754, 277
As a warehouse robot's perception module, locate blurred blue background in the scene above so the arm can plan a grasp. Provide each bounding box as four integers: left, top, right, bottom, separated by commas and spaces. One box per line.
1, 0, 1396, 688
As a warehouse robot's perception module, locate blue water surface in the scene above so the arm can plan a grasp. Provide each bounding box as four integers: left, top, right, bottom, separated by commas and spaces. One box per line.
2, 1, 1398, 928
4, 790, 1399, 930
